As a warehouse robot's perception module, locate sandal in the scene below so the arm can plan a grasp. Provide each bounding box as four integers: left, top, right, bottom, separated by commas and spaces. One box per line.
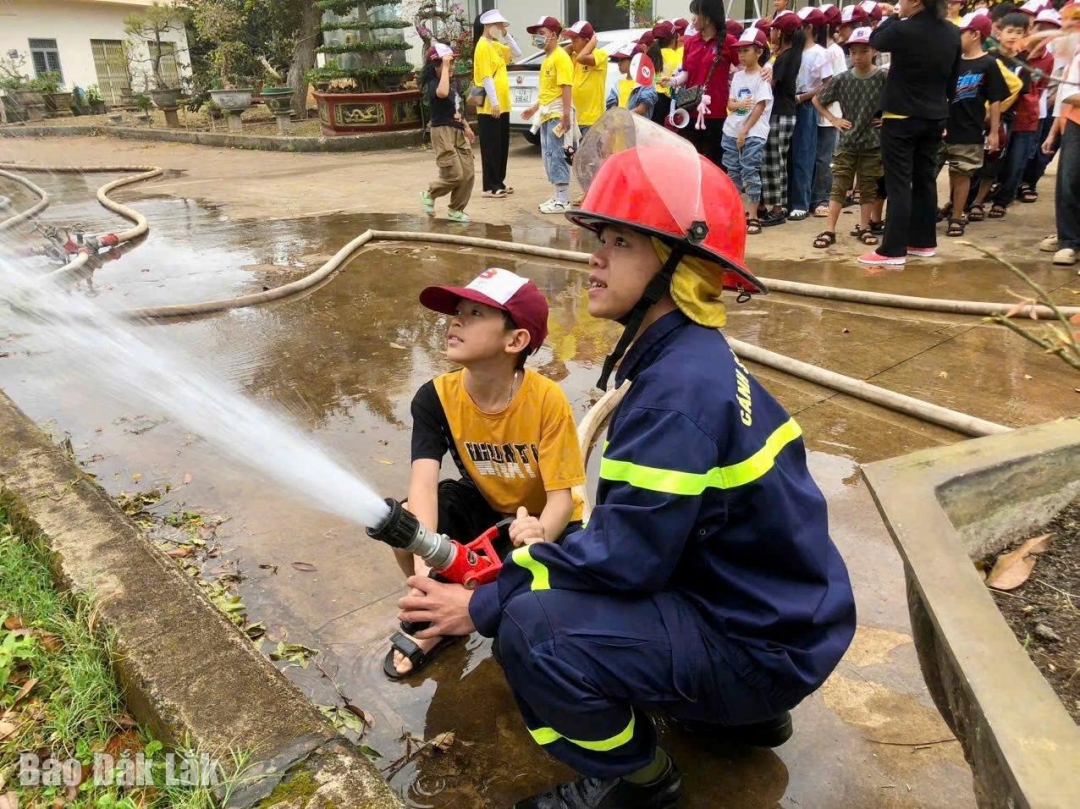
869, 219, 885, 235
946, 217, 966, 237
813, 231, 836, 248
857, 228, 879, 245
482, 189, 507, 198
988, 204, 1007, 219
1017, 186, 1038, 203
760, 210, 788, 227
787, 209, 809, 221
383, 631, 460, 680
967, 204, 984, 222
747, 218, 762, 235
812, 204, 829, 217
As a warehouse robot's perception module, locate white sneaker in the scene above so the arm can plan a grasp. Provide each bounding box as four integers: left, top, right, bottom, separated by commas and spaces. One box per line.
1052, 247, 1076, 266
1040, 235, 1059, 252
539, 199, 571, 214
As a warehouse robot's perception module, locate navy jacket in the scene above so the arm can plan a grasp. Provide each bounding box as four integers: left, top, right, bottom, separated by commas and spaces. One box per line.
470, 311, 856, 704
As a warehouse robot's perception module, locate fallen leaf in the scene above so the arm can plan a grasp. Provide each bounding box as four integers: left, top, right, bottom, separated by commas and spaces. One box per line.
35, 631, 61, 653
0, 721, 19, 742
291, 561, 317, 572
182, 473, 193, 485
430, 731, 455, 752
9, 679, 37, 708
937, 371, 948, 379
0, 791, 18, 809
389, 342, 407, 350
2, 616, 24, 631
986, 534, 1053, 591
270, 641, 318, 668
343, 703, 375, 728
165, 546, 195, 559
132, 473, 142, 482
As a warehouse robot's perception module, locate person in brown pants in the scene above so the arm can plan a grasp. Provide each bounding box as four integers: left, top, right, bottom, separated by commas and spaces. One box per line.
421, 42, 476, 222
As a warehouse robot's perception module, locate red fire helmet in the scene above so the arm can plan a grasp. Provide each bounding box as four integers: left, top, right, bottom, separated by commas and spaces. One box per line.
566, 109, 765, 295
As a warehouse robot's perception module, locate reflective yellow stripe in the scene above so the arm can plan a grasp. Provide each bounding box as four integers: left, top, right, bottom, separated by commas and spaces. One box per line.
528, 710, 636, 752
510, 545, 550, 591
599, 418, 802, 495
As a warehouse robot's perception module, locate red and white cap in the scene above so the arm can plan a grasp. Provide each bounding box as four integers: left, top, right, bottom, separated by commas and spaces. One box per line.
845, 26, 873, 45
427, 42, 457, 61
1035, 8, 1062, 26
674, 18, 690, 33
568, 20, 596, 39
797, 6, 826, 26
736, 27, 768, 48
959, 11, 992, 38
860, 1, 883, 21
526, 15, 563, 34
420, 269, 549, 352
653, 19, 676, 39
841, 5, 869, 24
771, 10, 803, 35
819, 4, 842, 26
1019, 0, 1046, 15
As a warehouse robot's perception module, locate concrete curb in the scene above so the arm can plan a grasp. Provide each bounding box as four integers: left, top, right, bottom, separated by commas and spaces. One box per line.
862, 417, 1080, 809
0, 124, 422, 153
0, 389, 400, 808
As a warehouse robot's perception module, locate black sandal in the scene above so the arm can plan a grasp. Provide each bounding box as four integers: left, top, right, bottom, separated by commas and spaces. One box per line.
869, 219, 885, 235
967, 204, 984, 222
856, 228, 879, 245
760, 210, 788, 227
988, 204, 1007, 219
946, 217, 966, 237
936, 204, 952, 223
1017, 185, 1038, 203
747, 218, 762, 235
383, 631, 459, 680
813, 231, 836, 248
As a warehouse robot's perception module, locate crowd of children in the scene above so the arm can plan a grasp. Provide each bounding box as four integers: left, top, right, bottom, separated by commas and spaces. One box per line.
420, 0, 1079, 267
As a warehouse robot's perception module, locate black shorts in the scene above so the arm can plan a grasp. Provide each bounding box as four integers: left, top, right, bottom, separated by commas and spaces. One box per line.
433, 478, 582, 557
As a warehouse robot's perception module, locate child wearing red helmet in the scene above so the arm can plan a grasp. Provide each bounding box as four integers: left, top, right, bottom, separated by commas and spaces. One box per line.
401, 110, 856, 808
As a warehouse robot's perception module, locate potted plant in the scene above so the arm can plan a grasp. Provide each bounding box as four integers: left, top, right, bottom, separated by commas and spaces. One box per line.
133, 92, 153, 124
0, 51, 43, 122
309, 0, 421, 135
86, 85, 107, 115
124, 2, 189, 118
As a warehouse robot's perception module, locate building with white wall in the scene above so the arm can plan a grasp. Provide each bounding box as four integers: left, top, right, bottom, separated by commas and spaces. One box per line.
0, 0, 191, 106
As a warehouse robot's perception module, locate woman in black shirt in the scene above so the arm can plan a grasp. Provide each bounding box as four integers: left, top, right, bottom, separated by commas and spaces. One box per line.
420, 43, 477, 222
861, 0, 961, 265
761, 14, 804, 226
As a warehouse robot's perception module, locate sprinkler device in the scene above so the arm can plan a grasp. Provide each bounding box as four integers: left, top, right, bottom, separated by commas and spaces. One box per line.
366, 498, 505, 589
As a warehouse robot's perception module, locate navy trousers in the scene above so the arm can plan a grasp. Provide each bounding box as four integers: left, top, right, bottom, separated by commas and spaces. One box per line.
496, 588, 782, 779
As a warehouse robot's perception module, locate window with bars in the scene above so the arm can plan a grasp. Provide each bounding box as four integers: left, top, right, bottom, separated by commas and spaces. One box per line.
29, 38, 63, 83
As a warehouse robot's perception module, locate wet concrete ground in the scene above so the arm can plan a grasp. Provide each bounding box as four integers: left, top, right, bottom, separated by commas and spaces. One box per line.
1, 145, 1078, 807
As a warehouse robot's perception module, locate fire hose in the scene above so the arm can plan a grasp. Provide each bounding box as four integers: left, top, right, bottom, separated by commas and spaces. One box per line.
3, 161, 1068, 449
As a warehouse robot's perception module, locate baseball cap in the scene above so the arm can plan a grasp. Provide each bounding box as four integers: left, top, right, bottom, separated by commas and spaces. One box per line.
1019, 0, 1044, 15
772, 10, 803, 35
959, 11, 992, 38
420, 269, 549, 352
753, 17, 772, 32
674, 18, 690, 33
820, 4, 842, 26
736, 27, 768, 48
860, 1, 883, 21
479, 9, 509, 26
725, 18, 745, 36
426, 42, 457, 61
653, 20, 676, 39
526, 15, 562, 34
568, 20, 595, 39
797, 6, 826, 26
845, 26, 873, 46
1035, 8, 1062, 25
841, 5, 869, 24
638, 30, 656, 47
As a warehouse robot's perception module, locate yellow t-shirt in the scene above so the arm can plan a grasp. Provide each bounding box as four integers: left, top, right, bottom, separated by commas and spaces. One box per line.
573, 48, 609, 126
425, 370, 585, 521
657, 47, 682, 97
617, 76, 636, 109
473, 37, 512, 115
539, 46, 575, 122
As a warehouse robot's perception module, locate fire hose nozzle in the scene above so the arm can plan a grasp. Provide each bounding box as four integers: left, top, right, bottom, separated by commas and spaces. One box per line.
366, 497, 456, 570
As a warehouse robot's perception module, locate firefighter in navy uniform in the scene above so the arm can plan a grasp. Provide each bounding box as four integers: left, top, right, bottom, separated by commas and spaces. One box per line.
397, 110, 856, 808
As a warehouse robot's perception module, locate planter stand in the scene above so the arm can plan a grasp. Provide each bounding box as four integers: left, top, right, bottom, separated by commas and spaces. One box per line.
313, 89, 422, 136
259, 88, 294, 136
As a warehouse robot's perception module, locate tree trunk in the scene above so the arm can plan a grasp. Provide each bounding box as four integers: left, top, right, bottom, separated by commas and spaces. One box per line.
287, 0, 322, 119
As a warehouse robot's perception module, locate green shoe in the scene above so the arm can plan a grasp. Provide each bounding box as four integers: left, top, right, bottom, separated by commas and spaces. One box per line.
421, 190, 434, 215
447, 209, 469, 223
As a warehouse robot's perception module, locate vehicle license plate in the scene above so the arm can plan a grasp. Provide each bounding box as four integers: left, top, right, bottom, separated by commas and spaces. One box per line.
513, 88, 533, 104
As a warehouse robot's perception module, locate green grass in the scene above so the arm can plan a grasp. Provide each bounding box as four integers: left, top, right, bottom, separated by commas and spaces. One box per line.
0, 506, 248, 806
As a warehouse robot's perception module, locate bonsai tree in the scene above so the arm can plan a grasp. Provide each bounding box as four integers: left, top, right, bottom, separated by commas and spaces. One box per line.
124, 1, 189, 91
190, 2, 257, 89
411, 1, 473, 76
310, 0, 413, 93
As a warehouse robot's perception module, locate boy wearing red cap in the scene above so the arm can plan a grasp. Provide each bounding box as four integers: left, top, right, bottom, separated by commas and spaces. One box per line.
811, 26, 889, 248
937, 13, 1009, 236
385, 268, 585, 678
523, 17, 576, 213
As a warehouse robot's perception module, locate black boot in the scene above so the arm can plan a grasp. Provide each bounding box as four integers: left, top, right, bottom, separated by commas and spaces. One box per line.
674, 710, 793, 748
514, 760, 683, 808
